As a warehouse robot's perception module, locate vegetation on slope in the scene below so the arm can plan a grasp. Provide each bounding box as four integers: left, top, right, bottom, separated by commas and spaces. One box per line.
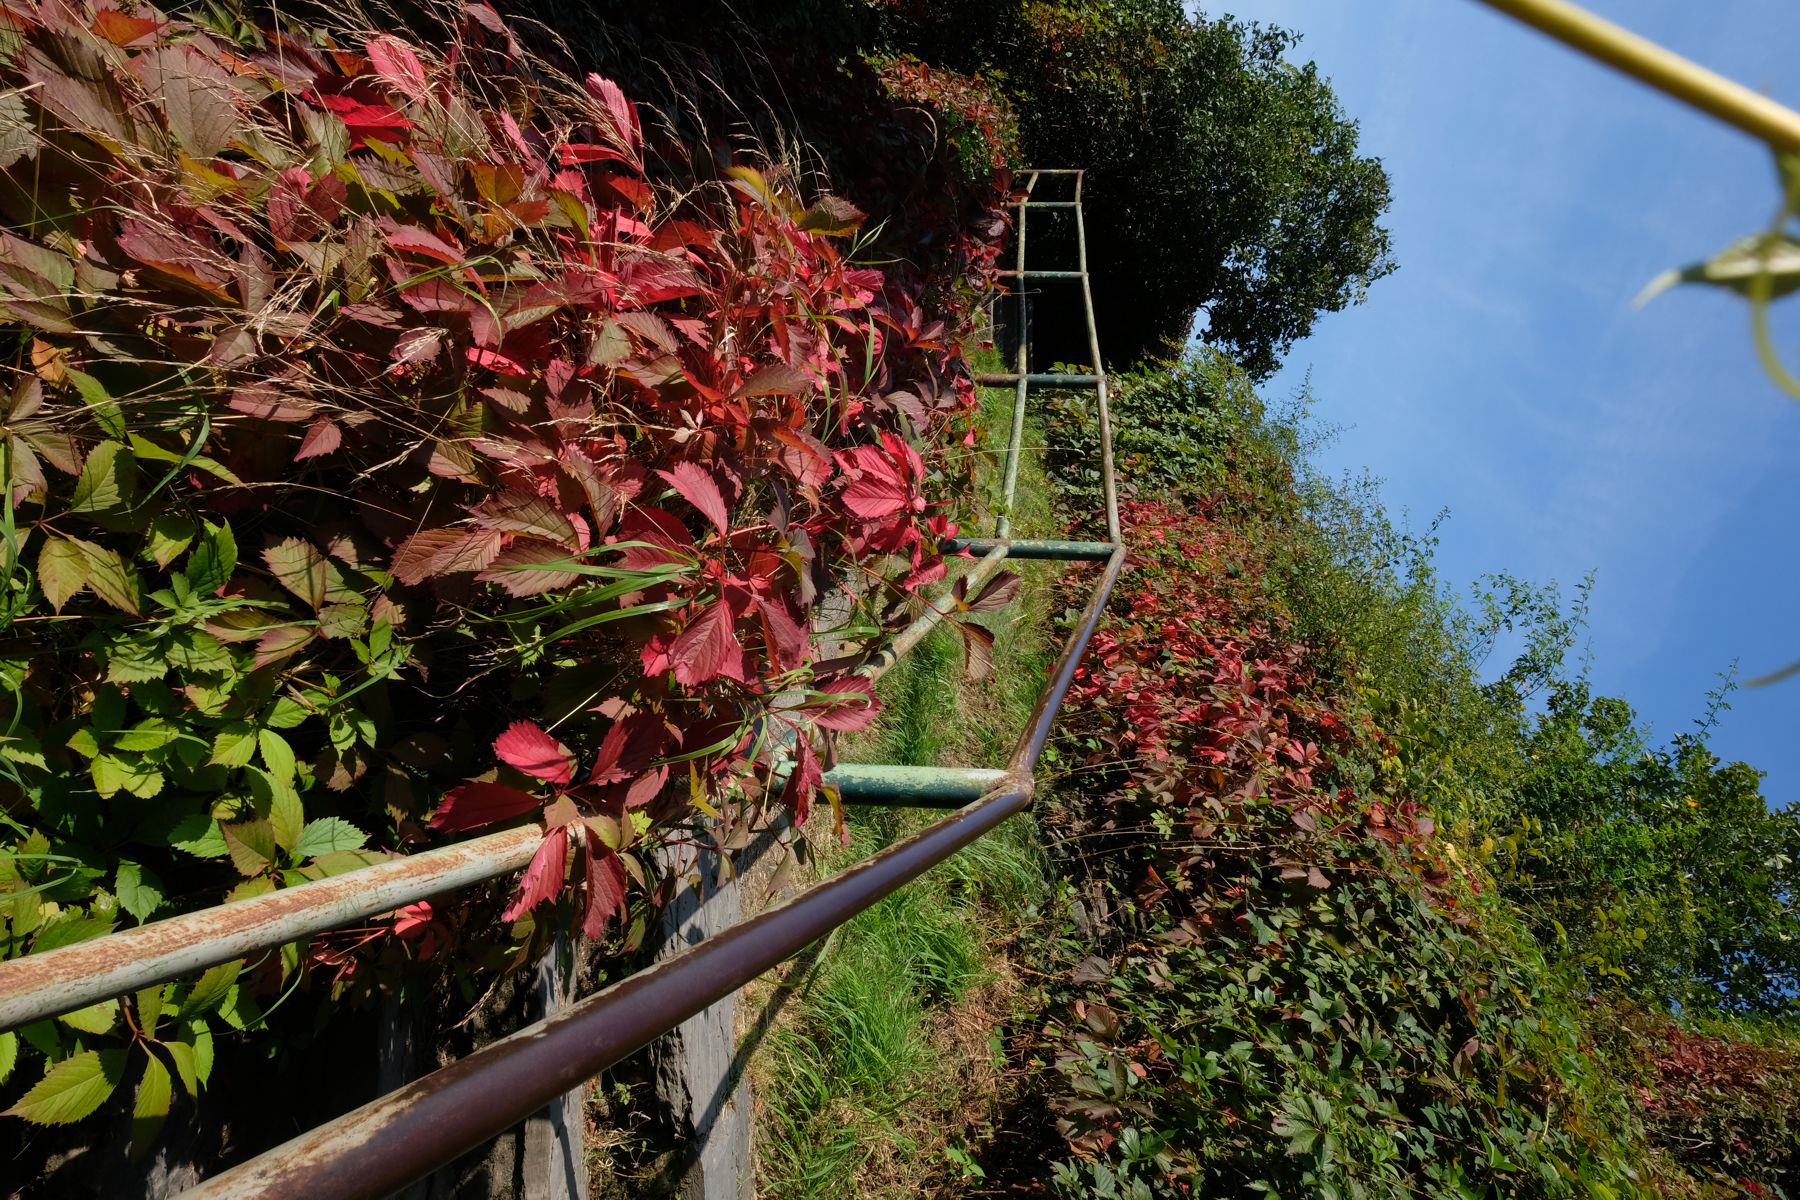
1013, 352, 1800, 1198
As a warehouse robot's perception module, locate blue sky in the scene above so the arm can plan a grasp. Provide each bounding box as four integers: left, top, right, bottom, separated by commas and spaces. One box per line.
1214, 0, 1800, 805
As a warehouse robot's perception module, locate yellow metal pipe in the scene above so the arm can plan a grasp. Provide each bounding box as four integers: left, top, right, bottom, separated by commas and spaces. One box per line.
1470, 0, 1800, 156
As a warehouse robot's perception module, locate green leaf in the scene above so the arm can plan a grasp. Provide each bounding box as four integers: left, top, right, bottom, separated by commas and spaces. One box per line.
91, 753, 165, 799
56, 1000, 119, 1035
106, 636, 170, 684
68, 441, 136, 514
36, 537, 87, 612
0, 1032, 16, 1086
161, 1040, 198, 1097
183, 1021, 214, 1084
257, 729, 295, 784
114, 719, 179, 753
31, 913, 115, 954
209, 722, 258, 767
295, 817, 368, 859
221, 819, 275, 875
168, 814, 228, 859
303, 848, 386, 877
116, 861, 165, 924
179, 960, 239, 1018
264, 696, 311, 729
66, 536, 139, 615
147, 514, 197, 569
65, 370, 123, 438
167, 629, 233, 677
135, 984, 167, 1035
130, 1052, 172, 1158
127, 433, 241, 486
186, 521, 237, 595
249, 766, 304, 852
263, 538, 327, 609
1638, 232, 1800, 306
4, 1050, 126, 1124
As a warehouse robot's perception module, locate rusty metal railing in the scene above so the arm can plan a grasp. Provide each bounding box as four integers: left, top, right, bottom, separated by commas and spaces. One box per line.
0, 168, 1122, 1197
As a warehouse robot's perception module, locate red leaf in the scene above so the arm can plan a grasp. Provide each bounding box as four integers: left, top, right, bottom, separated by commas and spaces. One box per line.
502, 825, 569, 921
611, 508, 694, 572
365, 35, 428, 104
494, 721, 575, 785
313, 92, 413, 143
476, 538, 583, 596
582, 73, 640, 158
669, 599, 743, 686
588, 711, 664, 785
780, 735, 822, 827
390, 528, 504, 584
580, 842, 627, 938
656, 462, 729, 538
294, 418, 342, 460
378, 218, 466, 266
758, 597, 808, 672
92, 9, 165, 45
836, 444, 912, 520
811, 677, 880, 732
430, 781, 540, 832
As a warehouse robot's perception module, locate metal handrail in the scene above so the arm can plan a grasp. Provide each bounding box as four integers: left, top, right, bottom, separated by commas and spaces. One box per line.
0, 168, 1122, 1196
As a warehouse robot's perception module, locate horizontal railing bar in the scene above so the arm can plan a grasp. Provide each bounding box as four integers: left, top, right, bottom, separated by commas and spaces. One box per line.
180, 537, 1130, 1200
1021, 167, 1084, 175
1022, 201, 1077, 208
0, 825, 544, 1033
945, 537, 1116, 561
996, 269, 1085, 279
831, 764, 1010, 806
974, 372, 1101, 387
0, 761, 1005, 1032
178, 778, 1036, 1200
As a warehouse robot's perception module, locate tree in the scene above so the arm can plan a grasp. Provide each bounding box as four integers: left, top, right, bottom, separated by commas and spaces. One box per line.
1000, 4, 1395, 376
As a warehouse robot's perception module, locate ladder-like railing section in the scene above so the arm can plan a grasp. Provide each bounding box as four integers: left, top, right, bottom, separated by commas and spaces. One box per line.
0, 169, 1124, 1199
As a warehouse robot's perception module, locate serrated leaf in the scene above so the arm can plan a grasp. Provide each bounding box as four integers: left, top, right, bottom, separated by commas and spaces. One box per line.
221, 820, 275, 875
148, 514, 197, 568
209, 723, 258, 767
258, 729, 295, 784
0, 1032, 15, 1086
295, 817, 367, 859
66, 537, 138, 615
68, 441, 136, 514
36, 537, 87, 611
263, 538, 327, 609
116, 861, 165, 924
3, 1050, 125, 1125
161, 1040, 198, 1097
92, 753, 164, 799
179, 961, 239, 1018
130, 1053, 172, 1156
179, 1022, 214, 1086
168, 629, 233, 676
655, 462, 729, 537
114, 719, 179, 753
64, 369, 123, 437
251, 767, 304, 852
57, 1000, 119, 1035
168, 814, 229, 859
106, 636, 170, 684
187, 521, 237, 595
135, 984, 167, 1036
29, 912, 110, 953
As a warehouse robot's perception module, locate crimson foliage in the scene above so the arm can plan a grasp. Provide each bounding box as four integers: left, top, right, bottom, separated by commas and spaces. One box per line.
0, 0, 1006, 1141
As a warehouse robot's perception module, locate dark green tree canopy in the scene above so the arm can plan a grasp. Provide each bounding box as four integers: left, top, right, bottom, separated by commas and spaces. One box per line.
1006, 5, 1395, 375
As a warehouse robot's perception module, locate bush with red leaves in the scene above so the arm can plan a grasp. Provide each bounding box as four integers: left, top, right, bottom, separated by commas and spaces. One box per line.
0, 0, 1008, 1136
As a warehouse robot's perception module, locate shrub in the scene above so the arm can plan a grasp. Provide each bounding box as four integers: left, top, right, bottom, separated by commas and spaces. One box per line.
0, 0, 1005, 1143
